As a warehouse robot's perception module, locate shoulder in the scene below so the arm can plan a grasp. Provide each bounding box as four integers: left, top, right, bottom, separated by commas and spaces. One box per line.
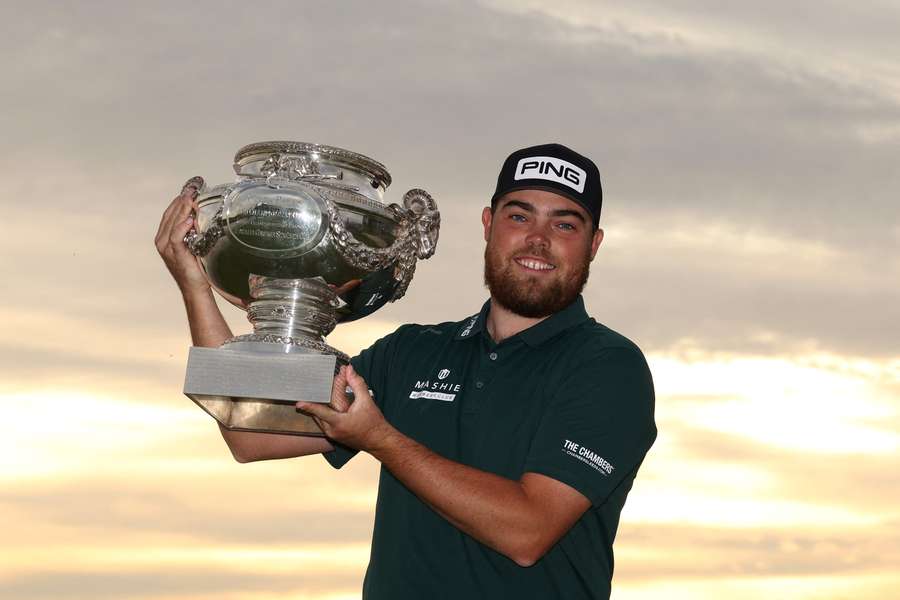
560, 318, 648, 368
548, 321, 656, 422
371, 311, 481, 348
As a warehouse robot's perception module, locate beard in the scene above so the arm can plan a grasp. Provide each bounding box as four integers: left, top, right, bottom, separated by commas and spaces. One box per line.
483, 240, 591, 319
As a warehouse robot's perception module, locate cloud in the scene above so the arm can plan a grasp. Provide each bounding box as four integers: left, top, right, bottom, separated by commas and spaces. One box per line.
0, 480, 376, 545
484, 0, 900, 102
4, 5, 899, 600
666, 424, 900, 517
615, 521, 900, 579
3, 0, 898, 361
0, 569, 362, 600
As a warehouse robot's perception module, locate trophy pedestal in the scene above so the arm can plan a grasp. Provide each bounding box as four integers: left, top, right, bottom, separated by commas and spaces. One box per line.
184, 346, 336, 436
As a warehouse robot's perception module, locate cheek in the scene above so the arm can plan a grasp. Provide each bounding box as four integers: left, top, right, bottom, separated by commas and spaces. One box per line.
557, 240, 593, 266
487, 226, 519, 249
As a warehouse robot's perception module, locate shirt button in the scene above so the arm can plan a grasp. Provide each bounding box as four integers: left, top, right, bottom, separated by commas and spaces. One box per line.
489, 352, 498, 361
475, 381, 484, 389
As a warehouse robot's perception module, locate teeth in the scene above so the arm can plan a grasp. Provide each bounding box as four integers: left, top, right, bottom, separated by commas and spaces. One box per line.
516, 258, 555, 271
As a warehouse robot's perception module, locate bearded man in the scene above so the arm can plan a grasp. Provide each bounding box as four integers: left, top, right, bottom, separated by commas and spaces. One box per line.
155, 143, 656, 600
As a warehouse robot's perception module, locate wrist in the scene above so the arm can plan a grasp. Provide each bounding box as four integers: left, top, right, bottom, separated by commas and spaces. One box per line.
367, 422, 406, 461
180, 282, 214, 303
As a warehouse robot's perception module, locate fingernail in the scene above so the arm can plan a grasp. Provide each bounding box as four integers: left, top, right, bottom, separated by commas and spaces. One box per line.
181, 176, 204, 198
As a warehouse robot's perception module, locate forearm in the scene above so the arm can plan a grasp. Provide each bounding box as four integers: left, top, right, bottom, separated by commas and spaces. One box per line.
299, 367, 590, 564
181, 288, 251, 455
182, 288, 232, 347
370, 428, 543, 565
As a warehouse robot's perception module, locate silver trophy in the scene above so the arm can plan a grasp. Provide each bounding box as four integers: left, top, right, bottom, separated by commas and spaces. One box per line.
182, 141, 439, 435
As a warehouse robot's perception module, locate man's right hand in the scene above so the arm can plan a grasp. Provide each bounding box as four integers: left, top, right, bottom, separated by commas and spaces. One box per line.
154, 176, 210, 297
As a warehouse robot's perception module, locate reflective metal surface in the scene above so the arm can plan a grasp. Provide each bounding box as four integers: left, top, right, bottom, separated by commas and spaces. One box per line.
188, 141, 440, 323
181, 141, 440, 435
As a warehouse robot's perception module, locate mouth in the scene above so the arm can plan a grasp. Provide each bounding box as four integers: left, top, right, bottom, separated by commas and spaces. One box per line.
514, 256, 556, 272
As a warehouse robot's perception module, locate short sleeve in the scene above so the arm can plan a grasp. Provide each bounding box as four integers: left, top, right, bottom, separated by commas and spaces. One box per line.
523, 347, 657, 506
322, 325, 409, 469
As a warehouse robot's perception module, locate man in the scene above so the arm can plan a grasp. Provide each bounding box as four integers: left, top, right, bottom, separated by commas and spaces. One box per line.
155, 143, 656, 599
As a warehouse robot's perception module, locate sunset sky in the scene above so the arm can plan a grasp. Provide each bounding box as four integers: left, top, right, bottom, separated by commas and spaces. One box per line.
3, 1, 899, 599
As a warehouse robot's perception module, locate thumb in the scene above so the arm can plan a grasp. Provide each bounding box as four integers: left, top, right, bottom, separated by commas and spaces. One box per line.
330, 366, 351, 412
345, 364, 371, 401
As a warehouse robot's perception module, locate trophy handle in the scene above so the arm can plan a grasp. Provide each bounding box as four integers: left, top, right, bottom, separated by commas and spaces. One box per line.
326, 189, 440, 301
184, 207, 227, 257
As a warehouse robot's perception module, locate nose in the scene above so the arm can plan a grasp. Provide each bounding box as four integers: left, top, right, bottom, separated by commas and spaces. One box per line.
525, 224, 550, 250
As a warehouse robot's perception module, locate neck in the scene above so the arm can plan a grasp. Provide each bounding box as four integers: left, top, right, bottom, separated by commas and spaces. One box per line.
485, 297, 549, 343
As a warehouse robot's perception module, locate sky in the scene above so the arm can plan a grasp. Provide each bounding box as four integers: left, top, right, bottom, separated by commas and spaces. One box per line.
2, 1, 898, 598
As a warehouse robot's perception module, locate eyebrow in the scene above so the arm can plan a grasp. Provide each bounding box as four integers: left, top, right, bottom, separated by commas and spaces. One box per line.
499, 199, 587, 224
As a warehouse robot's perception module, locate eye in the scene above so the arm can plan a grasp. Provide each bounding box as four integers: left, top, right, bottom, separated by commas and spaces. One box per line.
556, 222, 577, 231
510, 214, 527, 223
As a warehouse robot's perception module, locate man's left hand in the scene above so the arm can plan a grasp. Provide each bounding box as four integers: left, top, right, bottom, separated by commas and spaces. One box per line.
297, 365, 394, 452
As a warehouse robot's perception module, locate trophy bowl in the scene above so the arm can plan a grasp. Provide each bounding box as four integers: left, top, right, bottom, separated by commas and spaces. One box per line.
182, 141, 440, 435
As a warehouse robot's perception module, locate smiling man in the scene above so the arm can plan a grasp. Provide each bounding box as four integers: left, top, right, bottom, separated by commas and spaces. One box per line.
156, 143, 656, 600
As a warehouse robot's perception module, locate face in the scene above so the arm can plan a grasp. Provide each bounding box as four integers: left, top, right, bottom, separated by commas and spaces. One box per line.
482, 189, 604, 318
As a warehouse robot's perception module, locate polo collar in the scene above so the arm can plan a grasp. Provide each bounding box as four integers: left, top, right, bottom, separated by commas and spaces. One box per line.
454, 302, 489, 340
453, 296, 589, 346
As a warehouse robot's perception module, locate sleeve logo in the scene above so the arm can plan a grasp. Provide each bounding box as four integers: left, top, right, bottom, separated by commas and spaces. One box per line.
562, 439, 614, 475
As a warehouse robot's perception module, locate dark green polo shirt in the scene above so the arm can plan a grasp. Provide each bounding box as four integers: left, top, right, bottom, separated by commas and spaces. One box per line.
324, 296, 656, 600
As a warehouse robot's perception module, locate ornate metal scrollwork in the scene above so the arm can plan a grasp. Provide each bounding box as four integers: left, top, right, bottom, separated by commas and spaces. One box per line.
184, 207, 227, 257
326, 188, 440, 301
260, 153, 343, 184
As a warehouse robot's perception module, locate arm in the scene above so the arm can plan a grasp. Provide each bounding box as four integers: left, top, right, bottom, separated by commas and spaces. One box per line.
299, 366, 591, 566
372, 431, 589, 566
155, 178, 334, 462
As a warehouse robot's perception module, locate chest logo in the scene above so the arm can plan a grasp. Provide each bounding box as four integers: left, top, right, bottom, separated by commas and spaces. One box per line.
409, 374, 462, 402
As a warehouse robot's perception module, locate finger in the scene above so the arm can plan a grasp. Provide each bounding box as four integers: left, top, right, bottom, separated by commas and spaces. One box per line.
161, 189, 188, 223
330, 369, 351, 412
331, 391, 350, 413
309, 414, 329, 436
333, 279, 362, 296
175, 193, 195, 222
170, 214, 195, 249
181, 175, 205, 198
159, 176, 202, 240
164, 197, 198, 249
157, 194, 192, 249
156, 195, 184, 246
296, 401, 336, 425
345, 365, 371, 402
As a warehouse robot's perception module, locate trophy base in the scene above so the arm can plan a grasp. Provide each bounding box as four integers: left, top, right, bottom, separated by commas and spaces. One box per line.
186, 393, 326, 436
183, 346, 336, 436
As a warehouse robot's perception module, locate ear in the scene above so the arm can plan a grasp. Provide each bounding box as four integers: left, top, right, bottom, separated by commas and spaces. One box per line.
589, 228, 604, 261
482, 206, 493, 242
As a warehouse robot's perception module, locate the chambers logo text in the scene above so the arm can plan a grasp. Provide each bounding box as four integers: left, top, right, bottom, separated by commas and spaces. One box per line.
562, 439, 614, 475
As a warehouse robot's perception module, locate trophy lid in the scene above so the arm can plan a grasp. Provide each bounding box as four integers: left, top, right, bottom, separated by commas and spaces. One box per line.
233, 141, 392, 189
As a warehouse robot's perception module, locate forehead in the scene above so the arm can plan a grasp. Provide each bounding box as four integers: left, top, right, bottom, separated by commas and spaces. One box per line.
495, 188, 591, 221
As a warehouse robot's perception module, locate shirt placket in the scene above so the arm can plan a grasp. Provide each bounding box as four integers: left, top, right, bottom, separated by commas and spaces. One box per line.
463, 334, 518, 416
